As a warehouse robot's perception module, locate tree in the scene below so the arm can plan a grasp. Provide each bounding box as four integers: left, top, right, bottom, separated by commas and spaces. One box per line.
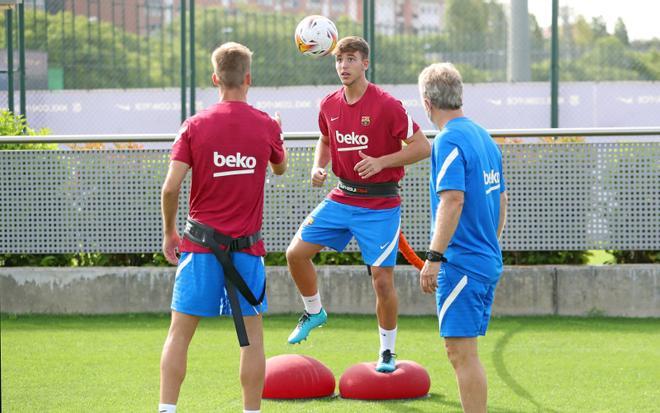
572, 15, 594, 48
0, 9, 176, 89
614, 17, 629, 46
590, 16, 608, 39
1, 2, 657, 89
445, 0, 489, 51
0, 110, 56, 150
484, 0, 507, 50
529, 13, 545, 53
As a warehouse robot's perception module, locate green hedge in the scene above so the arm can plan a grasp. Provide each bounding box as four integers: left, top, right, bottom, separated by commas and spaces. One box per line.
2, 250, 656, 267
607, 250, 659, 264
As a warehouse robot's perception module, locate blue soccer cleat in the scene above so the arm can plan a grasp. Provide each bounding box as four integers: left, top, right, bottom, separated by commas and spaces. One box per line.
287, 308, 328, 344
375, 349, 397, 373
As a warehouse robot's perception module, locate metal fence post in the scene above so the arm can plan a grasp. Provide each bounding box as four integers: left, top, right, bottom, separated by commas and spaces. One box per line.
363, 0, 375, 83
369, 0, 375, 83
550, 0, 559, 128
18, 1, 26, 119
189, 0, 195, 117
180, 0, 187, 123
5, 8, 14, 114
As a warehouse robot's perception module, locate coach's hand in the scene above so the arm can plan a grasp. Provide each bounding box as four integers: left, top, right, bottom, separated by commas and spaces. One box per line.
355, 151, 384, 179
311, 166, 328, 187
163, 230, 181, 265
419, 260, 440, 293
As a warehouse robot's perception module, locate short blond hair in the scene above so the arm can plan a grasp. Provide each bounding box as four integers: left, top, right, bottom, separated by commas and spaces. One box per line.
211, 42, 252, 89
418, 62, 463, 110
332, 36, 369, 60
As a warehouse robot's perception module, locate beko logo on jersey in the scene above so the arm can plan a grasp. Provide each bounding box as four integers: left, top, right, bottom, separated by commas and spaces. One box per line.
213, 151, 256, 177
483, 169, 501, 194
483, 170, 500, 185
335, 130, 369, 151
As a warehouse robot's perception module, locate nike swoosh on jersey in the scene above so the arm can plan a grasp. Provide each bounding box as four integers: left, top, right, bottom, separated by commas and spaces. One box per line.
331, 116, 339, 121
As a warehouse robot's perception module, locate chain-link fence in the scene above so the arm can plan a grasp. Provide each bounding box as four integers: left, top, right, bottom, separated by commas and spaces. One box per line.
1, 0, 658, 133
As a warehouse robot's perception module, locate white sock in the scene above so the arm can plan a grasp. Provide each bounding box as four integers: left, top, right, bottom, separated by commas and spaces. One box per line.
243, 410, 260, 413
158, 403, 176, 413
302, 292, 322, 314
379, 326, 397, 354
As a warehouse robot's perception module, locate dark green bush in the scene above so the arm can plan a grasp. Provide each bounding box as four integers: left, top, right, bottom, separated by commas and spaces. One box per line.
0, 250, 593, 267
0, 253, 170, 267
502, 251, 591, 265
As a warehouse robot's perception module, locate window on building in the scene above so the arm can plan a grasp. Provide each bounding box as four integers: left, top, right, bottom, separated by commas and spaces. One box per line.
331, 1, 344, 13
282, 0, 300, 9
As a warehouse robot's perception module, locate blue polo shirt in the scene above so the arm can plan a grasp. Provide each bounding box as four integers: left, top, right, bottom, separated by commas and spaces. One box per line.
430, 117, 505, 283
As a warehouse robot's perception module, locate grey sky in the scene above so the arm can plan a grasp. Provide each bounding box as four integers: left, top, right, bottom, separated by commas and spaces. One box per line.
521, 0, 659, 41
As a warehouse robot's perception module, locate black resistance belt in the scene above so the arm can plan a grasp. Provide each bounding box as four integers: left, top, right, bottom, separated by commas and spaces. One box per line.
337, 178, 400, 198
183, 217, 264, 347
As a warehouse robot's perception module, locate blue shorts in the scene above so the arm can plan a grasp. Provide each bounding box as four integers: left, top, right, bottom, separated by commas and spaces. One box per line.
172, 252, 267, 317
436, 263, 497, 338
297, 199, 400, 267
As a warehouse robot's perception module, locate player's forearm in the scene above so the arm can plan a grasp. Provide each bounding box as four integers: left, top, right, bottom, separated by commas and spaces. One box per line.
377, 134, 431, 168
314, 136, 331, 169
161, 188, 180, 235
429, 195, 463, 253
497, 192, 508, 240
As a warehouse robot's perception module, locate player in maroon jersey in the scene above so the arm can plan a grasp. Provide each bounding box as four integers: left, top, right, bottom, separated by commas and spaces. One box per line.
159, 42, 287, 413
285, 36, 431, 373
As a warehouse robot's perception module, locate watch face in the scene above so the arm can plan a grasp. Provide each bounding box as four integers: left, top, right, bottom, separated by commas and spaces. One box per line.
426, 250, 444, 262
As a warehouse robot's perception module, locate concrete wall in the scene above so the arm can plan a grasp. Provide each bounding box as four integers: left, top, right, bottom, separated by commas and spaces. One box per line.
1, 265, 658, 317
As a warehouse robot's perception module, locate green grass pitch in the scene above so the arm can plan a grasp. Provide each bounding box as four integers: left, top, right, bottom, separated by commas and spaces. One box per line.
2, 314, 658, 412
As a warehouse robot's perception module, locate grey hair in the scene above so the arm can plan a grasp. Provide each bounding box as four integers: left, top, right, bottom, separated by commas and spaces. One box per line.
418, 62, 463, 110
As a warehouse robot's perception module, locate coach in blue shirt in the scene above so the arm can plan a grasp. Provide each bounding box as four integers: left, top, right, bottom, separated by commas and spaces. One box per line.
418, 62, 508, 413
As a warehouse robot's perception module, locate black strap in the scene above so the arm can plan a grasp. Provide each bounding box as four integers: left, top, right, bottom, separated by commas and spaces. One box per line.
183, 217, 265, 347
205, 241, 253, 347
184, 218, 265, 306
337, 178, 400, 198
185, 218, 261, 254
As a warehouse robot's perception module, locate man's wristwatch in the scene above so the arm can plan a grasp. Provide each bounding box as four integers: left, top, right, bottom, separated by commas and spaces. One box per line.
426, 249, 447, 263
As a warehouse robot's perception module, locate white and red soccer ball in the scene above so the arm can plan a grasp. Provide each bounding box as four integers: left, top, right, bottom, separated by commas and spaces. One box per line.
294, 15, 338, 57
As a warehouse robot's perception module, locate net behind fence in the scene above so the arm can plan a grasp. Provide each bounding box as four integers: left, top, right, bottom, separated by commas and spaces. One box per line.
2, 1, 657, 134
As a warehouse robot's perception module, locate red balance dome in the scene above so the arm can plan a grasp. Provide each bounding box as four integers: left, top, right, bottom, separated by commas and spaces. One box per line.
262, 354, 335, 399
339, 360, 430, 400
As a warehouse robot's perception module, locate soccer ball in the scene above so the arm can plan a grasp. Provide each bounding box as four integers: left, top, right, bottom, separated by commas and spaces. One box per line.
294, 15, 338, 57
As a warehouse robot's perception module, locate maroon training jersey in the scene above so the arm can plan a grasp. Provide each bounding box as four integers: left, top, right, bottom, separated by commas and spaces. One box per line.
318, 83, 420, 209
171, 101, 285, 255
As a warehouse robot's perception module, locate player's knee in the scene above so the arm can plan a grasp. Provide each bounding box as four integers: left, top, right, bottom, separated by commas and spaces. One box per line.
371, 275, 396, 298
445, 344, 465, 369
286, 241, 315, 262
166, 326, 194, 348
285, 244, 301, 262
444, 341, 475, 369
